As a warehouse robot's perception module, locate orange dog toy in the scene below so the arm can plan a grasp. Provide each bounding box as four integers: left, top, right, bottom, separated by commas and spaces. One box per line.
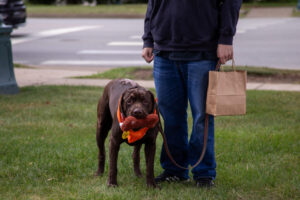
121, 114, 159, 131
117, 104, 159, 143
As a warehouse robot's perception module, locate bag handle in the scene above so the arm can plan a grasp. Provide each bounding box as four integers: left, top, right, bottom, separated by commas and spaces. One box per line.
215, 58, 236, 72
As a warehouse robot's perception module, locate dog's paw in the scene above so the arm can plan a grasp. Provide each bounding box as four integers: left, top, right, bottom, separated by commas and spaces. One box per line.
107, 183, 118, 187
147, 182, 159, 189
107, 180, 118, 187
94, 170, 103, 177
134, 171, 143, 178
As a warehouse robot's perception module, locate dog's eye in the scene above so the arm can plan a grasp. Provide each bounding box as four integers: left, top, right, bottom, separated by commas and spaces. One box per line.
127, 98, 134, 105
142, 99, 149, 105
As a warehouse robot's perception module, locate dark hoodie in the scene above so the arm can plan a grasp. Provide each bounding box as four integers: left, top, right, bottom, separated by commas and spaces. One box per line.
142, 0, 242, 51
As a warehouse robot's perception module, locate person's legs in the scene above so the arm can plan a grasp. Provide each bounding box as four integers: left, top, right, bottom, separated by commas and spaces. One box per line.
153, 55, 189, 179
186, 60, 217, 180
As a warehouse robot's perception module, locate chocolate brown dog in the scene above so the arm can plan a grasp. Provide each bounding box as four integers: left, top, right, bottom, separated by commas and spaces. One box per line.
95, 79, 158, 187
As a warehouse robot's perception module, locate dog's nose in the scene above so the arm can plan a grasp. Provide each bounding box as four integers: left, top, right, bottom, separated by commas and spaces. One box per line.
133, 108, 143, 118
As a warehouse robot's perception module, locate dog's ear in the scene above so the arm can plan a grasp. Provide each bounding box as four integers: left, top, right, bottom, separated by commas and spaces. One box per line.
119, 90, 127, 117
147, 90, 157, 113
147, 90, 162, 129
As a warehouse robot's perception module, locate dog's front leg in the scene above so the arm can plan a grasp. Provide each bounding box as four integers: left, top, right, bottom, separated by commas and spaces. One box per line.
144, 141, 156, 188
108, 128, 121, 187
133, 143, 142, 177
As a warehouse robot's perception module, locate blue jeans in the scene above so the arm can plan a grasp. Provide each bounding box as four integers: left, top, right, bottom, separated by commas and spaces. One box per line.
153, 55, 217, 180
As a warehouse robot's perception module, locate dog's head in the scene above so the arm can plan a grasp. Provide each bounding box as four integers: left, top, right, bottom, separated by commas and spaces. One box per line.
120, 87, 156, 119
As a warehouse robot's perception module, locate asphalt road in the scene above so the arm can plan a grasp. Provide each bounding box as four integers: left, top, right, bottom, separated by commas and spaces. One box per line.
11, 18, 300, 69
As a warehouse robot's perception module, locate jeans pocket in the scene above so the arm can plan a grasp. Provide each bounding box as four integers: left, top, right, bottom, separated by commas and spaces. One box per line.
153, 56, 179, 78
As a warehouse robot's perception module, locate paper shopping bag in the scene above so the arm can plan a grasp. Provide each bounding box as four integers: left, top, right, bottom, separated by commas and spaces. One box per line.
206, 60, 247, 116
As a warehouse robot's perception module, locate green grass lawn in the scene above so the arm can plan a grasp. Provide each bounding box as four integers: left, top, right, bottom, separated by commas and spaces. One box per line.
14, 63, 34, 69
76, 66, 300, 82
0, 86, 299, 199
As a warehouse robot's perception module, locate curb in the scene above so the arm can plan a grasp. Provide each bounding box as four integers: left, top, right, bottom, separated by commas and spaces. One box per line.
28, 13, 145, 19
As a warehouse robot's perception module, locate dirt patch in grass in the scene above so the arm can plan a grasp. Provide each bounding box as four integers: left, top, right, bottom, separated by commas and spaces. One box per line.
132, 68, 153, 80
293, 8, 300, 17
27, 4, 147, 18
28, 13, 145, 18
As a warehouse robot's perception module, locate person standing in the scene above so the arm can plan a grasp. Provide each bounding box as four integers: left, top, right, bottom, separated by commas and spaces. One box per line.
142, 0, 242, 187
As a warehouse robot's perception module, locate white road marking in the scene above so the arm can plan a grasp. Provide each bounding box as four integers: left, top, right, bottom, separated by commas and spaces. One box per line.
41, 60, 151, 66
12, 38, 34, 45
37, 26, 100, 37
12, 25, 101, 45
78, 50, 141, 55
130, 35, 142, 39
107, 42, 143, 46
236, 30, 246, 34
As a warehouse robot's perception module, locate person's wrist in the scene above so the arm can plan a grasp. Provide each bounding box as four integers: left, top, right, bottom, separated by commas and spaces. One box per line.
218, 35, 233, 45
217, 44, 232, 48
143, 40, 154, 49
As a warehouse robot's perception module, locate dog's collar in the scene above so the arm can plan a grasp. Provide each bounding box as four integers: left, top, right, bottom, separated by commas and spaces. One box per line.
117, 97, 157, 143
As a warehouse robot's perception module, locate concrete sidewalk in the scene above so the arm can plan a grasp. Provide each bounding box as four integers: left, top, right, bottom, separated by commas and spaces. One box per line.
14, 67, 300, 92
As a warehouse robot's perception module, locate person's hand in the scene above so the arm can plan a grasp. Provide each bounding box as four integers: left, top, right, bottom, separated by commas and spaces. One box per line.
142, 47, 154, 63
217, 44, 233, 64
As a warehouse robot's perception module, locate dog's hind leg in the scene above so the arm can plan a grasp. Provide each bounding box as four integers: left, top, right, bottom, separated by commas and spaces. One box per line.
132, 143, 143, 177
95, 90, 112, 176
107, 125, 121, 186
